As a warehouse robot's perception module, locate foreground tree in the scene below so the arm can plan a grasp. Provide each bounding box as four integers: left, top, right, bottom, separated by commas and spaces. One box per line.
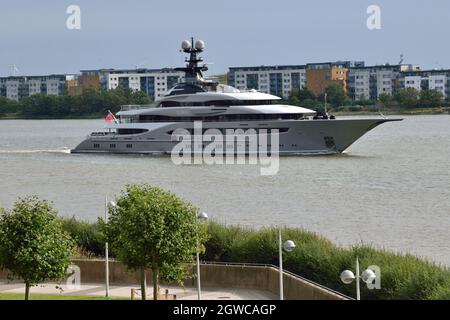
105, 184, 208, 300
0, 196, 75, 300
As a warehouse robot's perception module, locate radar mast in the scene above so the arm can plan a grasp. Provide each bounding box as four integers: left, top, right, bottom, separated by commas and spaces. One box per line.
175, 37, 218, 89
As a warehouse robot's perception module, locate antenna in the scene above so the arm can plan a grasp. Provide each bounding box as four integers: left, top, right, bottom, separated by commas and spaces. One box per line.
398, 54, 404, 65
9, 64, 20, 76
134, 60, 149, 70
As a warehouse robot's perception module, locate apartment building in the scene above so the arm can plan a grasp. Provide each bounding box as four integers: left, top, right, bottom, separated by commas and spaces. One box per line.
304, 61, 363, 97
0, 75, 70, 101
348, 64, 420, 100
81, 68, 184, 101
228, 61, 363, 99
228, 65, 307, 99
399, 69, 450, 98
67, 74, 101, 96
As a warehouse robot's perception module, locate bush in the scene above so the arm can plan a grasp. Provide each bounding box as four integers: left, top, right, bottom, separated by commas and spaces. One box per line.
0, 97, 20, 115
202, 223, 450, 300
348, 105, 363, 112
60, 217, 105, 257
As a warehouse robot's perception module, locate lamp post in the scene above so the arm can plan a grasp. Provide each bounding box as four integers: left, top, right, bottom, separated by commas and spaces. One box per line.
278, 229, 296, 300
340, 257, 376, 300
105, 199, 117, 298
196, 211, 208, 300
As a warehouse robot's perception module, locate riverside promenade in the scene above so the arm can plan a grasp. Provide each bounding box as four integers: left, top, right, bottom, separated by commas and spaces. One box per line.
0, 281, 277, 300
0, 260, 349, 300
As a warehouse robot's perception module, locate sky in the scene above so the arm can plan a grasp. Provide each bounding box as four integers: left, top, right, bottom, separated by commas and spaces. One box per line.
1, 0, 449, 77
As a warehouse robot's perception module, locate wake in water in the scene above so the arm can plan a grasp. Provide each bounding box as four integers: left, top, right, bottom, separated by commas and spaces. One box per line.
0, 148, 71, 154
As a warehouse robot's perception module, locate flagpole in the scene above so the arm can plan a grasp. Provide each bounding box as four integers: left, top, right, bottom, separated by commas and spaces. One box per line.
107, 110, 118, 124
105, 195, 110, 298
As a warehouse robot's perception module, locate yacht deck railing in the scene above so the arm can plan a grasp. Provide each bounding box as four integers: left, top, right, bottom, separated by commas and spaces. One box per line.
120, 104, 155, 112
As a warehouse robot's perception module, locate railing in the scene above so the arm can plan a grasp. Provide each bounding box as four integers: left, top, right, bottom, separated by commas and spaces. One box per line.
90, 132, 115, 137
201, 261, 352, 300
70, 258, 352, 300
120, 104, 154, 112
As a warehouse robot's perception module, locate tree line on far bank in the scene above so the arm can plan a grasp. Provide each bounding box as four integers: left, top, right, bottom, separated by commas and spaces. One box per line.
287, 84, 448, 112
0, 87, 151, 118
1, 84, 447, 119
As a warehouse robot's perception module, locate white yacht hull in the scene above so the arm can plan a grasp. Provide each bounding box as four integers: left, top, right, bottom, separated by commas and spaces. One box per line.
71, 118, 400, 155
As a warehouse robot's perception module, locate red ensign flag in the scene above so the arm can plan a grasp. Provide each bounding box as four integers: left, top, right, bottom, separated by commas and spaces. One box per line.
105, 112, 115, 123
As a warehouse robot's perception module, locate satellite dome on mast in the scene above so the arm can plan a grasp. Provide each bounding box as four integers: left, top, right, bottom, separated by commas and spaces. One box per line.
195, 40, 205, 51
181, 40, 191, 50
175, 37, 215, 88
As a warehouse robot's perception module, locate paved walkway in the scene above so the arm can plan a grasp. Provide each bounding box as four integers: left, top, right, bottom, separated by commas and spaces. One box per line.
0, 281, 277, 300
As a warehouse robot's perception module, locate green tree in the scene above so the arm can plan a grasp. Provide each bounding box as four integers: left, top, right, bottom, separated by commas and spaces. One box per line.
323, 83, 348, 107
131, 90, 152, 105
105, 184, 208, 300
394, 88, 420, 108
0, 96, 20, 115
20, 94, 60, 117
302, 98, 322, 112
419, 89, 443, 108
378, 93, 392, 106
298, 87, 315, 102
356, 94, 369, 106
81, 88, 105, 114
0, 196, 75, 300
287, 89, 300, 106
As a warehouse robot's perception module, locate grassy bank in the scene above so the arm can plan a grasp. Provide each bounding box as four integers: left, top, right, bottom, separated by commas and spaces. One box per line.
204, 223, 450, 300
60, 217, 450, 300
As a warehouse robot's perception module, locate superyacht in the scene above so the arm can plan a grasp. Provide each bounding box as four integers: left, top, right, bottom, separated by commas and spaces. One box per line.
71, 39, 401, 155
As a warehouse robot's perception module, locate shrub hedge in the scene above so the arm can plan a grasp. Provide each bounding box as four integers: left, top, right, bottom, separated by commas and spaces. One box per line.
59, 218, 450, 300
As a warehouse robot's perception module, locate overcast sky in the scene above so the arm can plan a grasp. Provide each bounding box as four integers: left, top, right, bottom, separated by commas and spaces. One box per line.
1, 0, 449, 76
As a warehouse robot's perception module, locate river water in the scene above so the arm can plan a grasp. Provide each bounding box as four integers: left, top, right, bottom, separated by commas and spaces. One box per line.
0, 115, 449, 265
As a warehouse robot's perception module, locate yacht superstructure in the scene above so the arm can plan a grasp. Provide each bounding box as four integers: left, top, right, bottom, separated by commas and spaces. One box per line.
72, 38, 401, 155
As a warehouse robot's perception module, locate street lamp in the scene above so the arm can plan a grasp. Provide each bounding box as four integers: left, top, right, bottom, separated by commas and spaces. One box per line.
105, 198, 117, 298
279, 229, 295, 300
196, 211, 208, 300
340, 257, 376, 300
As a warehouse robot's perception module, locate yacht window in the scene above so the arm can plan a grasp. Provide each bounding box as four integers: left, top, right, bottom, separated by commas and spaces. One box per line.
93, 144, 100, 148
117, 128, 148, 135
110, 144, 116, 148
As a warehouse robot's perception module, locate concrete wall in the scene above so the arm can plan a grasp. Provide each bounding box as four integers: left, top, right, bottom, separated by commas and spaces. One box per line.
0, 260, 348, 300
